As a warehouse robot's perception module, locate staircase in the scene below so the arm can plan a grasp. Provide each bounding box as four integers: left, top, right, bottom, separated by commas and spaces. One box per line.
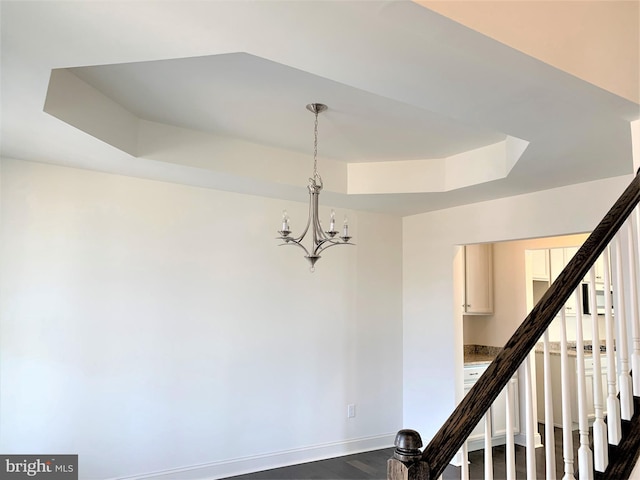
388, 171, 640, 480
597, 395, 640, 480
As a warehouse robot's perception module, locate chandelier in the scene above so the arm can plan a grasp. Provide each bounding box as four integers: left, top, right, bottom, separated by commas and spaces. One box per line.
277, 103, 354, 272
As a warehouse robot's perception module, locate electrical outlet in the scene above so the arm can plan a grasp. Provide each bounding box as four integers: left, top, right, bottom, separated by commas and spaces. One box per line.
347, 404, 356, 418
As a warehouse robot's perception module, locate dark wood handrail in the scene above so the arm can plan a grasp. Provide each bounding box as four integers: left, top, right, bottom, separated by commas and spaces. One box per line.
421, 171, 640, 480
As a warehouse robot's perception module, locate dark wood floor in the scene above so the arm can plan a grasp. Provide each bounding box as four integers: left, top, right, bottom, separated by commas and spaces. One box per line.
223, 425, 579, 480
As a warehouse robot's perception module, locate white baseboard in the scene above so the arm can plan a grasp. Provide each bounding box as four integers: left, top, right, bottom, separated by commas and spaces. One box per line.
110, 433, 396, 480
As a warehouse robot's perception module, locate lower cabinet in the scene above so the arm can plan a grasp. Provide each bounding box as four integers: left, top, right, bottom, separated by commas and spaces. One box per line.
535, 351, 608, 429
464, 364, 520, 451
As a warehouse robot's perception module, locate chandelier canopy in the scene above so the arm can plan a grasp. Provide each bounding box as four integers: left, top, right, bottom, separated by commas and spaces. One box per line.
277, 103, 354, 272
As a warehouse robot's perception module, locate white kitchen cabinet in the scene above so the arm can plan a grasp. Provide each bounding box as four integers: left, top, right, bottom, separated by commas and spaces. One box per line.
549, 248, 563, 283
535, 351, 607, 429
594, 258, 605, 283
550, 247, 579, 315
531, 249, 550, 281
583, 255, 606, 284
464, 363, 519, 450
570, 354, 608, 425
464, 365, 488, 445
550, 247, 578, 282
550, 246, 606, 285
535, 351, 563, 427
491, 376, 520, 437
463, 244, 493, 315
463, 384, 486, 443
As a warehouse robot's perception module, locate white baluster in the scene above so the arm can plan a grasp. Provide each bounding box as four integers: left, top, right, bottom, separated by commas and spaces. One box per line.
523, 356, 537, 480
543, 330, 557, 479
461, 441, 469, 480
603, 246, 621, 445
484, 410, 493, 480
560, 308, 576, 480
589, 267, 608, 472
505, 379, 516, 480
626, 216, 640, 396
574, 287, 594, 480
614, 233, 634, 420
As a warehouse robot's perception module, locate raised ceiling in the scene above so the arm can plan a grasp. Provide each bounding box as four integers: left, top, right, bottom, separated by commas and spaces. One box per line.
1, 1, 639, 215
64, 53, 507, 162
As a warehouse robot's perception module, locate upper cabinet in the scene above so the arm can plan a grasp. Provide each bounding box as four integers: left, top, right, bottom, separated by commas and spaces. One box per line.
464, 243, 493, 315
550, 247, 578, 283
548, 246, 608, 316
531, 249, 550, 281
590, 256, 606, 284
550, 247, 579, 315
551, 246, 606, 284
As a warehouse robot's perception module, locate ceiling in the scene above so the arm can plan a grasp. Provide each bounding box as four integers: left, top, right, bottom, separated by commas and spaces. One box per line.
1, 1, 638, 215
66, 53, 508, 162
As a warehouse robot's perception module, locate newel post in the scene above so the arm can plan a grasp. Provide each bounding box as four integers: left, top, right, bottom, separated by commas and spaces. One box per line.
387, 429, 430, 480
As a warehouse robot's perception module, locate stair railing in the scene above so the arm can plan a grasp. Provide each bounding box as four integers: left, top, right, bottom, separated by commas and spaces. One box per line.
389, 170, 640, 480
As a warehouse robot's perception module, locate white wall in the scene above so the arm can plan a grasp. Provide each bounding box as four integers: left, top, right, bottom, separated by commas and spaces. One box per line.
0, 158, 403, 480
420, 1, 639, 103
402, 173, 634, 443
632, 119, 640, 173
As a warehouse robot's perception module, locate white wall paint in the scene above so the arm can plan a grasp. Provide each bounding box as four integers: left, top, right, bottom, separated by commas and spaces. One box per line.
419, 1, 639, 103
0, 158, 403, 480
403, 173, 633, 443
632, 119, 640, 173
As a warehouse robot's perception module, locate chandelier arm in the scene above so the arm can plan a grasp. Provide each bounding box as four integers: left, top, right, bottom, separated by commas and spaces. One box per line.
288, 191, 314, 243
310, 196, 319, 249
317, 213, 332, 241
315, 237, 346, 247
279, 239, 312, 257
315, 239, 355, 256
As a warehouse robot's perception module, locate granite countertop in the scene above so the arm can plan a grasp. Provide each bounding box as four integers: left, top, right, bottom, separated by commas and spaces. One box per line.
534, 340, 609, 356
464, 345, 501, 365
465, 342, 609, 366
464, 341, 609, 366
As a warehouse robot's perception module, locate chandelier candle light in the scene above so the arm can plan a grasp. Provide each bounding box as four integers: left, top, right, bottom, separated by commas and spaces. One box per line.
277, 103, 354, 272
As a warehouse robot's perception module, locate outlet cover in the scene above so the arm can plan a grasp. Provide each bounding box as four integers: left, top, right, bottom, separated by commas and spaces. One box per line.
347, 404, 356, 418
